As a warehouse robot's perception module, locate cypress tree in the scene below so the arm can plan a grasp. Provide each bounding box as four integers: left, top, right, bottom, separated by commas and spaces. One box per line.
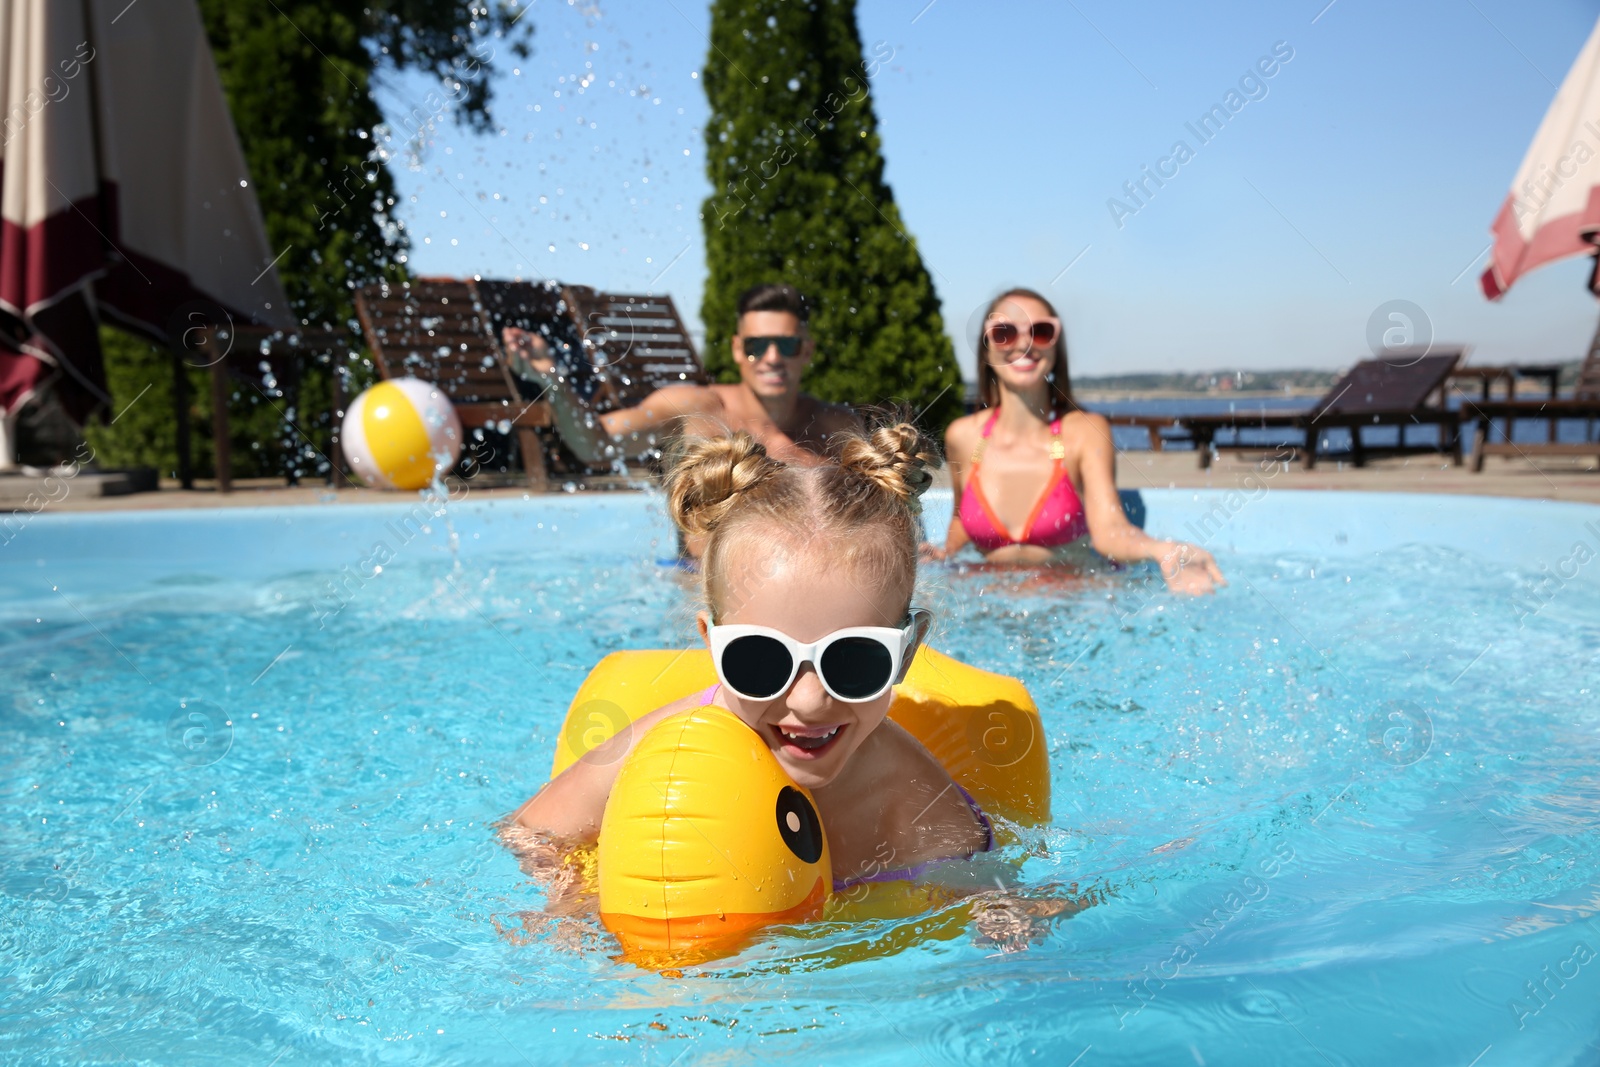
699, 0, 961, 430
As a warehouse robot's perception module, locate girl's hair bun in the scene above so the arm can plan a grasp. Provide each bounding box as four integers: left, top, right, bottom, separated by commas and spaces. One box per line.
832, 411, 941, 510
664, 431, 785, 538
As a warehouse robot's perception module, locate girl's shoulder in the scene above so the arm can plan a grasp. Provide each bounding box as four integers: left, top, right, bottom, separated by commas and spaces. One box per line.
650, 686, 717, 719
864, 722, 989, 855
611, 689, 715, 747
861, 719, 962, 792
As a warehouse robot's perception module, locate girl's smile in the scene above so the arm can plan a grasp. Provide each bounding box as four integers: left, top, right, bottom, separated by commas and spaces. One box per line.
697, 546, 921, 790
770, 720, 848, 758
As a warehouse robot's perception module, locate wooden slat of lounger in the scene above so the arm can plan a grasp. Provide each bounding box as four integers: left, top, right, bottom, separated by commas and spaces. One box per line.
1463, 398, 1600, 416
354, 278, 555, 489
1314, 350, 1462, 417
368, 330, 498, 348
1478, 442, 1600, 457
562, 285, 707, 409
453, 401, 552, 428
354, 279, 522, 406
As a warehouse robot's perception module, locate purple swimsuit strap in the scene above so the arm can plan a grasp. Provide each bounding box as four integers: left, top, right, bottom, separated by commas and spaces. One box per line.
959, 782, 997, 853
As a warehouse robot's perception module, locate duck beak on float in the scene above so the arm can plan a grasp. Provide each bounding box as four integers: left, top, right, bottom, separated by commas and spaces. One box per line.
597, 706, 832, 966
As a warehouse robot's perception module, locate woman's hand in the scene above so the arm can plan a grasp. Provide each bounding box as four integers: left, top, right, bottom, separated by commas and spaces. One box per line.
1157, 540, 1226, 595
502, 326, 555, 381
918, 541, 947, 563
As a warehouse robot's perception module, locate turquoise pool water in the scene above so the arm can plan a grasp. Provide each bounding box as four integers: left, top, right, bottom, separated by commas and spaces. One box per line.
4, 488, 1600, 1065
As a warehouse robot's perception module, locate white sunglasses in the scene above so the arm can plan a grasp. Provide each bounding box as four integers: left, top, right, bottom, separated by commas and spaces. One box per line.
705, 610, 927, 703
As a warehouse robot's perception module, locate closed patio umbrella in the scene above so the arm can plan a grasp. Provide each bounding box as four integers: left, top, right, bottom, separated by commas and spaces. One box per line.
1481, 13, 1600, 299
0, 0, 291, 468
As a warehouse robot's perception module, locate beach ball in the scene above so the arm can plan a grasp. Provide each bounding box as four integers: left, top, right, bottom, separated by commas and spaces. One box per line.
341, 378, 462, 490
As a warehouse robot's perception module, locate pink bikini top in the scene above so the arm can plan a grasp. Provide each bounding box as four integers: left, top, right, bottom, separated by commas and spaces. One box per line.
958, 411, 1089, 553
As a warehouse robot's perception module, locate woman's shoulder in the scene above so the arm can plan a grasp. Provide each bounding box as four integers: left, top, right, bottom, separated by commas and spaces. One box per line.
945, 412, 982, 446
1061, 407, 1108, 428
1061, 408, 1112, 440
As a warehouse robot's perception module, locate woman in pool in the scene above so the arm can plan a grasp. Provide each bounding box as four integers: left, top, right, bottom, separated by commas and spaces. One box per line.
926, 288, 1225, 595
512, 419, 999, 893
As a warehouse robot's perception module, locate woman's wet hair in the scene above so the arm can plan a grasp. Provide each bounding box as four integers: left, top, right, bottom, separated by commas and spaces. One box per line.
665, 412, 940, 622
975, 287, 1078, 415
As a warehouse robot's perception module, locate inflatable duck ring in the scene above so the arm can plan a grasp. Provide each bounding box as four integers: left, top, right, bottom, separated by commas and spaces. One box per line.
550, 646, 1050, 966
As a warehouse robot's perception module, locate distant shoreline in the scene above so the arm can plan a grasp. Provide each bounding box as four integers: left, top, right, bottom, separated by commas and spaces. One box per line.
1076, 389, 1325, 402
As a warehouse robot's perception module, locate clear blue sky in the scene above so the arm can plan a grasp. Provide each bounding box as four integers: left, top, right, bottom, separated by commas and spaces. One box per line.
371, 0, 1600, 382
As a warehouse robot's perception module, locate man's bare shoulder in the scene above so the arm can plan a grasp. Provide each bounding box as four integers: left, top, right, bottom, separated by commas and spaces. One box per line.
806, 396, 863, 435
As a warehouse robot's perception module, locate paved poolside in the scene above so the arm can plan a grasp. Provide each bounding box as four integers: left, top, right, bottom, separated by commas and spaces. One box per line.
11, 447, 1600, 512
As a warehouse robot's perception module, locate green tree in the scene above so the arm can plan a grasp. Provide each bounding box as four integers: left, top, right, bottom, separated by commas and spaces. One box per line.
699, 0, 960, 429
87, 1, 530, 480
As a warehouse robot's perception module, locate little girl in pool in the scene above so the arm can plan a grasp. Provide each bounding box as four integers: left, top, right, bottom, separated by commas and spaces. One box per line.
511, 419, 997, 893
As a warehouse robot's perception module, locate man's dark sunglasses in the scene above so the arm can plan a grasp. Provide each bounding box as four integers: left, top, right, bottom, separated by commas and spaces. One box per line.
740, 335, 804, 360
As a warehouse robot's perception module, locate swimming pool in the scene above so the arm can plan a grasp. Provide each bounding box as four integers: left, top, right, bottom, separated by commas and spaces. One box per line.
4, 487, 1599, 1065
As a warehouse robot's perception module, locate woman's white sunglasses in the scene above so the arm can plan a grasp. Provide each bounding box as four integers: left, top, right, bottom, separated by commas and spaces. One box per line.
706, 610, 927, 703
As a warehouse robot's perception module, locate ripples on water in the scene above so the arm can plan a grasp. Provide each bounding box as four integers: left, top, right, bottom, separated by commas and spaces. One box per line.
3, 515, 1600, 1065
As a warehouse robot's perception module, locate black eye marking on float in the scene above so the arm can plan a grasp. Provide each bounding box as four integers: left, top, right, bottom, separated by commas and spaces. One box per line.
776, 786, 824, 864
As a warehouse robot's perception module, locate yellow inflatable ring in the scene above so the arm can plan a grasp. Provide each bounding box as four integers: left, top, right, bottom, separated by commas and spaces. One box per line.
554, 646, 1049, 824
553, 646, 1050, 965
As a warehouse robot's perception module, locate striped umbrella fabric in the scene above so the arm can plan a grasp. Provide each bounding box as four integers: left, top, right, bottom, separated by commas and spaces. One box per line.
1481, 14, 1600, 300
0, 0, 290, 438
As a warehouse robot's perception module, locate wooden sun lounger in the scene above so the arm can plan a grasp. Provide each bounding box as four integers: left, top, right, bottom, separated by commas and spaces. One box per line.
1463, 398, 1600, 469
352, 278, 707, 486
1459, 344, 1600, 470
559, 286, 708, 410
1146, 349, 1464, 469
353, 277, 555, 489
1448, 363, 1564, 403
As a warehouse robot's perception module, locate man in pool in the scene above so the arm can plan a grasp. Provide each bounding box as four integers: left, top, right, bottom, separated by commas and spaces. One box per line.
500, 283, 861, 467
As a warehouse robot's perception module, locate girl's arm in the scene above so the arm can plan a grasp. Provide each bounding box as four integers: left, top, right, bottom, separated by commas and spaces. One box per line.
1073, 412, 1225, 594
509, 734, 632, 845
970, 884, 1106, 952
509, 702, 686, 845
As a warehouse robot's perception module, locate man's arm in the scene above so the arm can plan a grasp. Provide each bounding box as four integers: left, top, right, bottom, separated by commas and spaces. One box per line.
503, 327, 719, 464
